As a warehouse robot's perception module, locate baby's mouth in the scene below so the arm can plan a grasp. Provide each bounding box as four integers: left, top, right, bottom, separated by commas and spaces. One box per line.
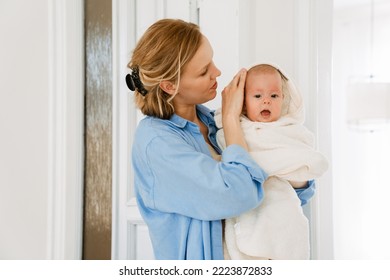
261, 110, 271, 117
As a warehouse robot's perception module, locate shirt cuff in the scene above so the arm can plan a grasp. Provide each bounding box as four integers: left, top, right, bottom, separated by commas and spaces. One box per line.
295, 180, 316, 206
222, 144, 268, 182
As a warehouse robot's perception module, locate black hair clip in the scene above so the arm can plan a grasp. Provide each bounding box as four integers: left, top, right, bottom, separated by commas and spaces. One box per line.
125, 67, 148, 96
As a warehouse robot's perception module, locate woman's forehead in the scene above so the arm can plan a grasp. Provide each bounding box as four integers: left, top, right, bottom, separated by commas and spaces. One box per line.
184, 36, 213, 73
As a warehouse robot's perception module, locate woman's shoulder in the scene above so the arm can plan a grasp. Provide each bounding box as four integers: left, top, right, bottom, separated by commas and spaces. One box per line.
132, 117, 171, 154
134, 116, 187, 144
136, 116, 173, 135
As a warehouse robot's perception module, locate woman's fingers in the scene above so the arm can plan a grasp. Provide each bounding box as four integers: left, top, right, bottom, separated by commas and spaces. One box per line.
223, 68, 246, 93
220, 68, 249, 150
237, 69, 247, 89
221, 68, 247, 118
227, 68, 246, 88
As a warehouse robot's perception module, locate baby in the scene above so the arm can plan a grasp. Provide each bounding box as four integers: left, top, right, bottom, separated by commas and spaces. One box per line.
214, 64, 328, 260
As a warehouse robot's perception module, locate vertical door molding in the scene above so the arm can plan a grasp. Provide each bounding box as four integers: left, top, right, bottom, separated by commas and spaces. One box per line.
311, 0, 334, 260
293, 0, 334, 259
112, 0, 138, 260
47, 0, 84, 259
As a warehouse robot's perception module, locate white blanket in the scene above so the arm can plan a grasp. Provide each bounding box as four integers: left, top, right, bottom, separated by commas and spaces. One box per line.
214, 64, 328, 260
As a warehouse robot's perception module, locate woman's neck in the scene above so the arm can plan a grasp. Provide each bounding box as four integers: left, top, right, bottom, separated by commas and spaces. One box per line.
174, 104, 198, 123
175, 103, 211, 145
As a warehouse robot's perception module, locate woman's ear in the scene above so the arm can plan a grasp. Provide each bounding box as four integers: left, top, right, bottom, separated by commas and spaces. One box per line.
159, 80, 176, 95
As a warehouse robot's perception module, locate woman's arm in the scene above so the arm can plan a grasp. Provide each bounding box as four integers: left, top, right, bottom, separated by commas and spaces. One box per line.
133, 133, 267, 221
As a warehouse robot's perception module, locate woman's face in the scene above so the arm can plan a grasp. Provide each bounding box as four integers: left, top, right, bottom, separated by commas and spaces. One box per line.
174, 36, 221, 106
244, 71, 284, 122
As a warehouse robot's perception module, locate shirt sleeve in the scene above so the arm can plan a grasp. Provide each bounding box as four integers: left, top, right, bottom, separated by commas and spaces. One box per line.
295, 180, 316, 206
137, 134, 268, 221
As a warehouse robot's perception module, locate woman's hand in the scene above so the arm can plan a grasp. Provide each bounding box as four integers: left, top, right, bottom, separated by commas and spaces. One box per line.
222, 68, 246, 120
221, 69, 248, 150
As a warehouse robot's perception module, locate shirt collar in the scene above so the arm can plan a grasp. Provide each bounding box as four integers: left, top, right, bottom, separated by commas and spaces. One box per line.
169, 105, 215, 128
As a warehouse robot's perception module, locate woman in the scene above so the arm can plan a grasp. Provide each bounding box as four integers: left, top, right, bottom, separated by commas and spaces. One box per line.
127, 19, 315, 260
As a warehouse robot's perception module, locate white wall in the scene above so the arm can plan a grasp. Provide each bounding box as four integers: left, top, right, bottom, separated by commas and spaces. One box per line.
0, 0, 84, 259
332, 0, 390, 259
0, 0, 50, 259
253, 0, 295, 73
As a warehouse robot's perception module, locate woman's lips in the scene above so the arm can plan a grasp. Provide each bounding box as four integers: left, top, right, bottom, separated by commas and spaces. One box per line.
211, 82, 218, 90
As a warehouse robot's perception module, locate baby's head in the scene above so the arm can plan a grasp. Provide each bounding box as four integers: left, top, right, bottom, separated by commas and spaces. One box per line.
244, 64, 289, 122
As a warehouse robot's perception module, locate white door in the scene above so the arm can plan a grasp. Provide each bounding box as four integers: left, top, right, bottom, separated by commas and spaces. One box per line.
111, 0, 242, 260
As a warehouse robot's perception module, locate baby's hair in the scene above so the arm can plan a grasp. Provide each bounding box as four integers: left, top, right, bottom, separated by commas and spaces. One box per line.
247, 64, 288, 82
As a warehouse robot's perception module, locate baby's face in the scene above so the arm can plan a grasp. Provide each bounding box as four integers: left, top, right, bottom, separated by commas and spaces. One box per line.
244, 71, 284, 122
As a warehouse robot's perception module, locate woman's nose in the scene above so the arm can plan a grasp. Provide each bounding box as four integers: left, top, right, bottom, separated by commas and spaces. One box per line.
211, 62, 221, 78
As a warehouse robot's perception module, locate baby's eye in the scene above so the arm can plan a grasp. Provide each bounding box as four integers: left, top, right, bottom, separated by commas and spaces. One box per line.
254, 94, 261, 98
271, 94, 280, 98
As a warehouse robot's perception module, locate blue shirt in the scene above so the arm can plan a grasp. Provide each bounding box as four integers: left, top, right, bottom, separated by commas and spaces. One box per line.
132, 105, 315, 260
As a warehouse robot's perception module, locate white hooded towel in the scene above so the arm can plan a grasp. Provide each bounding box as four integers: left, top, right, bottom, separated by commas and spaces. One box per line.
214, 63, 328, 260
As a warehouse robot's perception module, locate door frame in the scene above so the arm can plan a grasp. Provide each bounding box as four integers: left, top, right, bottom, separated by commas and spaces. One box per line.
47, 0, 85, 259
298, 0, 334, 260
111, 0, 138, 260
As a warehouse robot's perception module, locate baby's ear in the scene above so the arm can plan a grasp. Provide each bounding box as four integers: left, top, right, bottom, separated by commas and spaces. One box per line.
159, 80, 176, 95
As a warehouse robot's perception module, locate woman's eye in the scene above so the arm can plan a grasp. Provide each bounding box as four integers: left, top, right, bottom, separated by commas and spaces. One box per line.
200, 69, 208, 76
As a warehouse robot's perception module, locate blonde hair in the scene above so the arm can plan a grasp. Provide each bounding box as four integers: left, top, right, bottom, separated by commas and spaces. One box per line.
128, 19, 202, 119
245, 64, 291, 116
